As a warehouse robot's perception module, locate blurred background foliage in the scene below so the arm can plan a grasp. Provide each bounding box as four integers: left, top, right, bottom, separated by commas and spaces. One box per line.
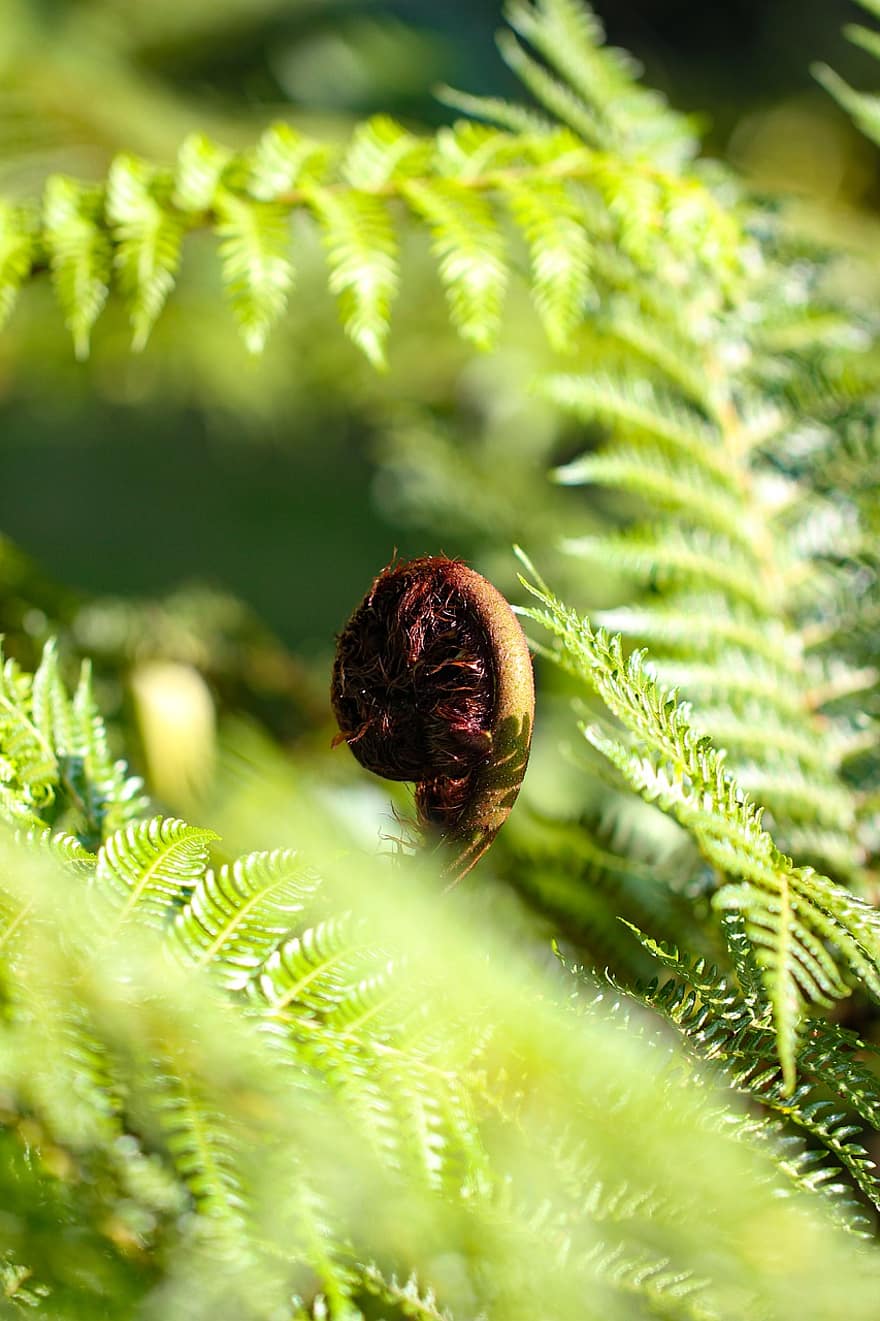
0, 0, 878, 848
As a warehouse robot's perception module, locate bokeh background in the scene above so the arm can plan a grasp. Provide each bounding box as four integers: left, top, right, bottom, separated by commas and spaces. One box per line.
0, 0, 876, 812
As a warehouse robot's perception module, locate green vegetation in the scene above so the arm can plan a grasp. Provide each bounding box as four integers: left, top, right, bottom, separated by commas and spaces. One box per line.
2, 1, 880, 1316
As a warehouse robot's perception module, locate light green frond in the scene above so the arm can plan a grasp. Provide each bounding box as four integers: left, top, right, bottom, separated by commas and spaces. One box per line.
106, 154, 184, 350
30, 639, 74, 760
599, 303, 720, 415
148, 1060, 247, 1237
814, 65, 880, 147
248, 121, 331, 200
42, 176, 111, 360
593, 603, 795, 670
96, 816, 217, 928
173, 848, 323, 987
306, 186, 398, 367
252, 915, 366, 1019
556, 448, 749, 548
0, 201, 34, 330
71, 662, 147, 843
215, 190, 293, 353
173, 132, 232, 212
546, 372, 729, 481
0, 652, 56, 822
521, 579, 880, 1089
503, 177, 592, 350
360, 1264, 452, 1321
561, 529, 767, 612
436, 84, 557, 136
497, 28, 607, 148
341, 115, 432, 188
402, 179, 507, 350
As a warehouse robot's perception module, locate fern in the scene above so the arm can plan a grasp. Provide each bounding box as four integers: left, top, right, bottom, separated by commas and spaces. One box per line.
519, 572, 880, 1090
106, 154, 184, 350
4, 1, 880, 1315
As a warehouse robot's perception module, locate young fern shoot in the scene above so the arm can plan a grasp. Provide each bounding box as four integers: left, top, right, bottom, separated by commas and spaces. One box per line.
331, 556, 534, 882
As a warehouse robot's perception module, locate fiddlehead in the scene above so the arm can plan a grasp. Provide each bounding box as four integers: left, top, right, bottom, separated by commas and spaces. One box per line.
331, 556, 534, 882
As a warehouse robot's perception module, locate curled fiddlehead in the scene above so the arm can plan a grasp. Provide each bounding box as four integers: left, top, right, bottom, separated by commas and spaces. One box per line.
331, 556, 534, 882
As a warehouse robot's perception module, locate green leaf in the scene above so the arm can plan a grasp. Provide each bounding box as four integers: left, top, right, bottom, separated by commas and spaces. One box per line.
173, 133, 232, 212
341, 115, 431, 188
403, 179, 507, 350
215, 190, 293, 353
174, 848, 322, 986
43, 176, 112, 359
0, 202, 35, 330
96, 816, 217, 928
249, 121, 330, 200
107, 155, 184, 349
306, 186, 397, 367
503, 178, 592, 350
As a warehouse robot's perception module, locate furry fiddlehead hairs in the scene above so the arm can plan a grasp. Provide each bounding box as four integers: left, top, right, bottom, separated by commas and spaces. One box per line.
331, 556, 534, 881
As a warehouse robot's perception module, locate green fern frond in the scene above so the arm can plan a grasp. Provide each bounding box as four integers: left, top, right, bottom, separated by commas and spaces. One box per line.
620, 925, 880, 1218
173, 132, 232, 212
496, 28, 607, 148
557, 448, 750, 548
520, 578, 880, 1089
214, 190, 293, 354
815, 66, 880, 147
0, 202, 34, 331
106, 154, 183, 350
503, 177, 592, 350
593, 603, 795, 670
248, 121, 331, 200
360, 1264, 452, 1321
561, 529, 767, 612
402, 179, 507, 350
306, 186, 398, 367
42, 176, 112, 360
341, 115, 432, 188
95, 816, 217, 928
147, 1060, 247, 1237
173, 848, 322, 987
252, 915, 368, 1020
70, 661, 147, 844
546, 372, 730, 481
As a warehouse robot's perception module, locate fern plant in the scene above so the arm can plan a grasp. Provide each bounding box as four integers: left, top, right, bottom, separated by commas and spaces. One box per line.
2, 0, 880, 1317
3, 642, 880, 1320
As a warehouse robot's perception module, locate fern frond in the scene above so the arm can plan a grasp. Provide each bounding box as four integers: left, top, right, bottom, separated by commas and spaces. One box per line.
360, 1264, 453, 1321
96, 816, 217, 928
341, 115, 432, 189
70, 661, 147, 844
557, 447, 750, 549
306, 186, 398, 367
621, 926, 880, 1218
106, 154, 183, 350
561, 529, 767, 612
503, 177, 592, 350
248, 121, 331, 200
215, 190, 293, 354
0, 201, 34, 330
593, 603, 795, 670
147, 1059, 247, 1237
402, 179, 507, 350
815, 66, 880, 148
173, 132, 232, 212
253, 915, 368, 1020
546, 372, 730, 481
173, 848, 322, 987
521, 578, 880, 1089
42, 176, 111, 360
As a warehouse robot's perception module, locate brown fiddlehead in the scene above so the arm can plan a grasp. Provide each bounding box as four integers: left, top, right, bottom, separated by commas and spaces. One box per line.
331, 556, 534, 883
